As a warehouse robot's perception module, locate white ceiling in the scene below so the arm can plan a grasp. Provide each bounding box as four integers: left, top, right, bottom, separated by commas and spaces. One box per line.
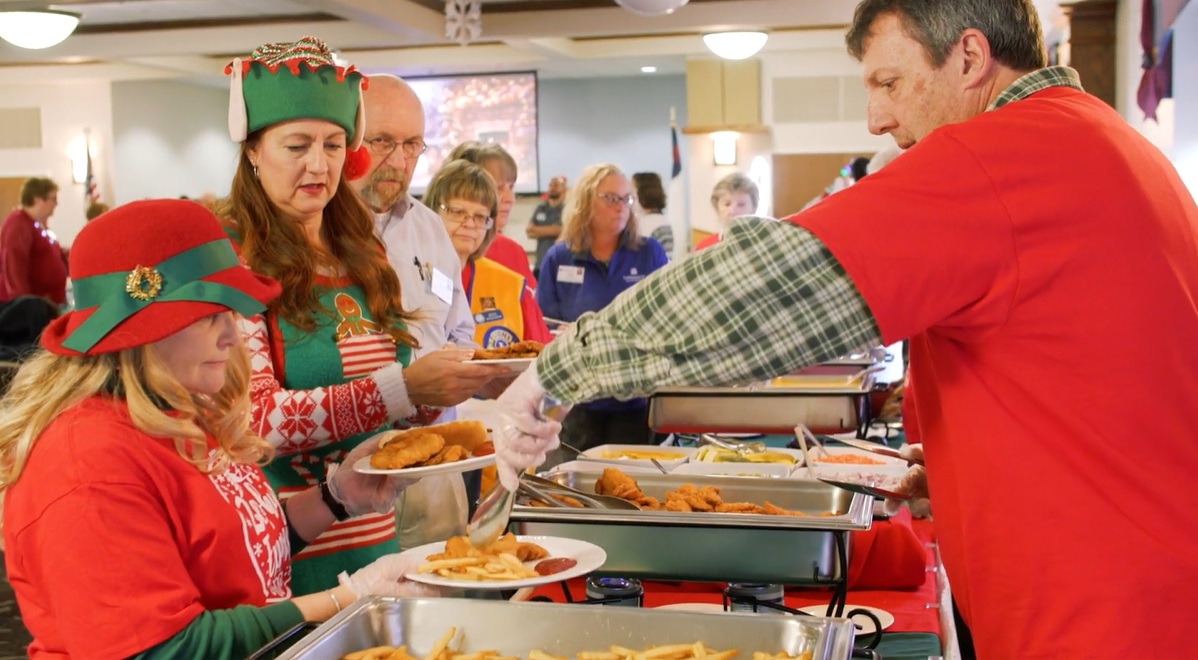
0, 0, 1064, 85
0, 0, 865, 85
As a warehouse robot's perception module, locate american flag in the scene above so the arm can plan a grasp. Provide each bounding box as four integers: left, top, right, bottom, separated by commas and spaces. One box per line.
83, 133, 98, 205
665, 109, 688, 256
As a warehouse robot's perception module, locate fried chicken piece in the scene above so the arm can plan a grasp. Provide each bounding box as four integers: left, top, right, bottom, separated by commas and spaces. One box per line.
595, 468, 660, 508
427, 535, 475, 561
515, 541, 550, 562
473, 340, 545, 360
667, 484, 717, 512
664, 498, 693, 512
422, 444, 469, 466
763, 501, 808, 516
370, 432, 445, 469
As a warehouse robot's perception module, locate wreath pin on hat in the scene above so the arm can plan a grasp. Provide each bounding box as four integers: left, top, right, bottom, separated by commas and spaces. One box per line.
225, 36, 371, 180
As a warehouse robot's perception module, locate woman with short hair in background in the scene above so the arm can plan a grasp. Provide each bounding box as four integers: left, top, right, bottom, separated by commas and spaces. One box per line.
694, 172, 760, 251
536, 163, 667, 459
427, 159, 550, 349
446, 141, 537, 286
631, 171, 675, 260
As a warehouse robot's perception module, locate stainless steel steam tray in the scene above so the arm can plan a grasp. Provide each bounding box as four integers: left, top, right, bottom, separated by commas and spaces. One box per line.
278, 597, 858, 660
510, 472, 871, 583
648, 379, 873, 435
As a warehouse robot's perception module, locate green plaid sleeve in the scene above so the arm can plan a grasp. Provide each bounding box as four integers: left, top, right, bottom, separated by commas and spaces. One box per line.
536, 218, 882, 403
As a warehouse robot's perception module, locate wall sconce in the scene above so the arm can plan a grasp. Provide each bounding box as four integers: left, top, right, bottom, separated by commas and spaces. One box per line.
69, 135, 89, 184
0, 10, 81, 50
711, 131, 739, 166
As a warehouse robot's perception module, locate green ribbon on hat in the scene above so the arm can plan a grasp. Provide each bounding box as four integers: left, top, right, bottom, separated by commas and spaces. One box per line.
62, 238, 266, 354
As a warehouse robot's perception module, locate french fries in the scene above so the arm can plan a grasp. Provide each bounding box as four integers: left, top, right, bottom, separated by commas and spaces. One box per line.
418, 534, 547, 582
341, 632, 814, 660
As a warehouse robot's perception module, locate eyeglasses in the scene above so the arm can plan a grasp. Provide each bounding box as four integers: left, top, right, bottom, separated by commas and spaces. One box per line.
597, 192, 636, 207
439, 204, 494, 230
364, 136, 428, 159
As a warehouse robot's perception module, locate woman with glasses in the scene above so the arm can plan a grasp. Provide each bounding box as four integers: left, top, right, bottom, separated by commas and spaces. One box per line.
535, 164, 668, 458
427, 160, 550, 350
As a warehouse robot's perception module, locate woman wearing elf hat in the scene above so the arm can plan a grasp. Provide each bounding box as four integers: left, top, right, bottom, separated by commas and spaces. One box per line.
0, 199, 438, 659
218, 37, 478, 595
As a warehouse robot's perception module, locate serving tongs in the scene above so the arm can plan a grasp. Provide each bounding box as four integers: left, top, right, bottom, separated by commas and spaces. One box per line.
836, 437, 924, 466
696, 434, 768, 457
792, 424, 912, 501
468, 397, 571, 546
520, 473, 641, 510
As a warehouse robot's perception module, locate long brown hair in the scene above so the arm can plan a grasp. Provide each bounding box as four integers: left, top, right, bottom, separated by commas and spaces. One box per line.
561, 163, 643, 254
220, 137, 417, 348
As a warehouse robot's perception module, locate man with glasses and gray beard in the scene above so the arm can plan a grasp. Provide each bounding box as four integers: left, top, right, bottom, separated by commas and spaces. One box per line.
353, 74, 508, 547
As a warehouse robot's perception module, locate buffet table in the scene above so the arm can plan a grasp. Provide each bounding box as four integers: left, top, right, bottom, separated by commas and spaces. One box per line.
529, 517, 943, 660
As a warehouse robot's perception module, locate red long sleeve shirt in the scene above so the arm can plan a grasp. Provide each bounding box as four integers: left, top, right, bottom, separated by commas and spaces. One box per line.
0, 208, 67, 305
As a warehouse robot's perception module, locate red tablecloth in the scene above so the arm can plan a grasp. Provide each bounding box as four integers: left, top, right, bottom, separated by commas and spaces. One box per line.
531, 519, 941, 635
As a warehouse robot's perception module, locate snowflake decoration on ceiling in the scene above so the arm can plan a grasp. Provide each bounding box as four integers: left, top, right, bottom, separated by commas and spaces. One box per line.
445, 0, 482, 47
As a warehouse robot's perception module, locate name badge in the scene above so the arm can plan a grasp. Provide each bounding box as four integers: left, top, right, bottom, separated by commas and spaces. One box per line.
557, 265, 585, 284
430, 267, 455, 306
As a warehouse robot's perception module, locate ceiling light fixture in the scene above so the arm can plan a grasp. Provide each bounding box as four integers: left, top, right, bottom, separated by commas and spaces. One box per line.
614, 0, 689, 16
641, 66, 657, 73
0, 10, 81, 50
702, 31, 768, 60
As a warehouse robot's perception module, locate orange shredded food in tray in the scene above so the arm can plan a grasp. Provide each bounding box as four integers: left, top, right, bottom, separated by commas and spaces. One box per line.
814, 454, 886, 465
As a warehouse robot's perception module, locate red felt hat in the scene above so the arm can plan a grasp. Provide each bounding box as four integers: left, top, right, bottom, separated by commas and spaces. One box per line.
41, 199, 281, 357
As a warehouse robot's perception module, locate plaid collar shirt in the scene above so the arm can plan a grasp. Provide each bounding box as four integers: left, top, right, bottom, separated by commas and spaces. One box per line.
536, 67, 1086, 404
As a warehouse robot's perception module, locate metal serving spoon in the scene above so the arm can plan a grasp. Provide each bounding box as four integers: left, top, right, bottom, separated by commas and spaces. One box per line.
468, 397, 571, 547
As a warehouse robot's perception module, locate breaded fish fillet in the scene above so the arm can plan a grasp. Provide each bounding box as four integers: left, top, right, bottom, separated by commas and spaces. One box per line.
369, 432, 445, 469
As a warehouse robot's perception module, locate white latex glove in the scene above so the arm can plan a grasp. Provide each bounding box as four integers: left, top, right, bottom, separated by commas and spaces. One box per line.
328, 433, 420, 517
493, 363, 567, 491
883, 444, 931, 517
338, 554, 446, 598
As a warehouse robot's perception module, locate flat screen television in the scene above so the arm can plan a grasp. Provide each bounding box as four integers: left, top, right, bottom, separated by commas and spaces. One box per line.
406, 71, 539, 194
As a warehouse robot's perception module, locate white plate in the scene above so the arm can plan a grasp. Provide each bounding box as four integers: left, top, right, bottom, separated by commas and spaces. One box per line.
581, 444, 694, 470
402, 535, 606, 590
352, 452, 495, 477
470, 357, 535, 373
670, 461, 792, 479
797, 605, 894, 635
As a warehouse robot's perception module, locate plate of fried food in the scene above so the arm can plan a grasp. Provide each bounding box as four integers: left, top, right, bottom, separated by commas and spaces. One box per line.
401, 533, 606, 590
353, 420, 496, 476
471, 341, 544, 373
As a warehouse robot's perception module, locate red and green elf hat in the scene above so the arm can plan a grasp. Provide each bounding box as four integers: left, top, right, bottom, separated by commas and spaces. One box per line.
225, 36, 367, 150
40, 199, 281, 357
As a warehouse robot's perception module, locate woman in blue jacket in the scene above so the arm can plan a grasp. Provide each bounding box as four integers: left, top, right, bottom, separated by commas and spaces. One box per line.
536, 163, 667, 460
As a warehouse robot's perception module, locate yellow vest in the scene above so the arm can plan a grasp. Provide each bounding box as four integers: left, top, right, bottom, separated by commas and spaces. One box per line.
467, 257, 526, 348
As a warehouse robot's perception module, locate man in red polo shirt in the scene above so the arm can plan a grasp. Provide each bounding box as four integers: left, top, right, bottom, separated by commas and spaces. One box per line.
494, 1, 1198, 657
0, 177, 66, 306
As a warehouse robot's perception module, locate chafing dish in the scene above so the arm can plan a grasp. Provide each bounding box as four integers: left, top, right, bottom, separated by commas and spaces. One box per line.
511, 472, 872, 583
277, 597, 858, 660
648, 375, 875, 436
